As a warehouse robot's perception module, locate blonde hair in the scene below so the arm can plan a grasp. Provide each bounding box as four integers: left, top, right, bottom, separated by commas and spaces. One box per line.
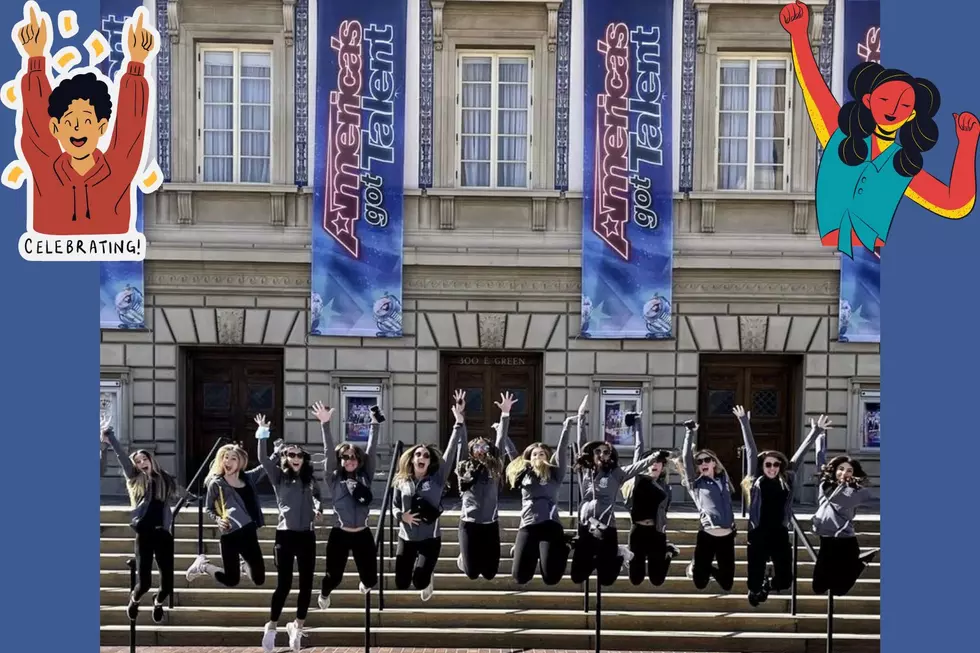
457, 437, 504, 482
505, 442, 555, 488
207, 444, 248, 482
394, 443, 443, 484
125, 449, 176, 506
675, 448, 734, 493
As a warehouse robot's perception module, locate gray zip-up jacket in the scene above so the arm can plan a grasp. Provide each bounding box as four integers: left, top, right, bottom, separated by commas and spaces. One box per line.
621, 425, 670, 533
257, 430, 322, 532
204, 465, 267, 534
577, 420, 658, 528
392, 424, 463, 541
455, 415, 519, 524
739, 416, 822, 532
811, 432, 872, 538
104, 429, 180, 532
681, 426, 735, 530
516, 419, 573, 529
321, 421, 378, 529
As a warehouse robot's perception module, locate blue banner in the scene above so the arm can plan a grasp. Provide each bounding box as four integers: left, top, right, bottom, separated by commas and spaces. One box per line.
580, 0, 674, 339
839, 0, 881, 343
310, 0, 406, 337
98, 0, 145, 329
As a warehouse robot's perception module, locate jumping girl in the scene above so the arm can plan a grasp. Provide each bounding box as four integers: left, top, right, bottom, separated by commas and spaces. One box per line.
185, 443, 267, 589
679, 419, 736, 592
312, 400, 379, 609
619, 416, 680, 587
811, 430, 878, 596
253, 415, 322, 652
735, 406, 829, 606
454, 390, 519, 580
391, 399, 463, 600
780, 1, 979, 258
102, 424, 181, 623
570, 410, 660, 587
505, 395, 583, 586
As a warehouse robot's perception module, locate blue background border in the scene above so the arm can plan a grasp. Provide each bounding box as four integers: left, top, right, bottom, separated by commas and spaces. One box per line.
0, 1, 100, 652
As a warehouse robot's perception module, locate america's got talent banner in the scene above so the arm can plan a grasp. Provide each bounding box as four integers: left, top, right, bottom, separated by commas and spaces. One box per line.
580, 0, 674, 339
99, 0, 146, 330
310, 0, 406, 337
838, 0, 881, 343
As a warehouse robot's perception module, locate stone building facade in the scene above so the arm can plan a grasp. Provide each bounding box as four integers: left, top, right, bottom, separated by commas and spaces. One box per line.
101, 0, 880, 501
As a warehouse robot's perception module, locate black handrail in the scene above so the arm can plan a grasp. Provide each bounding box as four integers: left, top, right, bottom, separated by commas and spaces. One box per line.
363, 440, 404, 653
788, 512, 832, 653
126, 558, 136, 653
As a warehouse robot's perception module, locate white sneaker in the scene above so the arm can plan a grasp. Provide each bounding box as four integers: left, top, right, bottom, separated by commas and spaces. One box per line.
261, 624, 277, 653
358, 582, 370, 594
317, 593, 331, 610
420, 579, 434, 601
618, 545, 634, 564
685, 561, 695, 580
185, 554, 208, 582
286, 621, 307, 652
456, 554, 465, 573
240, 558, 250, 581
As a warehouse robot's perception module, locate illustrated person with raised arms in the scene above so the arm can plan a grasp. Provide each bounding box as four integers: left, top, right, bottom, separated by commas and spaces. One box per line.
735, 406, 829, 606
780, 0, 979, 257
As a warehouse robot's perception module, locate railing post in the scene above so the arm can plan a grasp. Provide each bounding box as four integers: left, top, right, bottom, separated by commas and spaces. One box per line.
127, 558, 136, 653
364, 590, 372, 653
826, 594, 834, 653
378, 491, 386, 612
583, 577, 589, 613
594, 575, 602, 653
790, 528, 799, 616
197, 476, 205, 557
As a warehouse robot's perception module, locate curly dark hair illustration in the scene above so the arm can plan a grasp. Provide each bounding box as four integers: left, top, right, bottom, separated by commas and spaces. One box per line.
47, 72, 113, 121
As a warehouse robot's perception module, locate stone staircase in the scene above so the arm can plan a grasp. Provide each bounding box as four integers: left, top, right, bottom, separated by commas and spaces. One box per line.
99, 506, 879, 652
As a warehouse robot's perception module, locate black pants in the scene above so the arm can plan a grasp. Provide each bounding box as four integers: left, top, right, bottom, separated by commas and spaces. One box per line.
321, 527, 378, 597
813, 536, 866, 596
747, 526, 793, 594
692, 529, 736, 591
628, 524, 671, 587
395, 537, 442, 590
511, 520, 569, 586
215, 523, 266, 587
458, 521, 501, 580
270, 530, 317, 621
133, 527, 174, 603
570, 524, 621, 586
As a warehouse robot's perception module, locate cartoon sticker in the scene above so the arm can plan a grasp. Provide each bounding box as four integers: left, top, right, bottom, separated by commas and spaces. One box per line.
5, 2, 161, 261
780, 1, 979, 258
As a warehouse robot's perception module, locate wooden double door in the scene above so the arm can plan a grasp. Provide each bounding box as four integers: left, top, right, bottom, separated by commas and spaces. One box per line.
696, 355, 800, 486
184, 348, 284, 492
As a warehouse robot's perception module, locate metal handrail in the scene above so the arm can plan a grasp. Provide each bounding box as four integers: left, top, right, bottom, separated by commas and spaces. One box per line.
126, 558, 136, 653
364, 440, 404, 653
788, 511, 833, 653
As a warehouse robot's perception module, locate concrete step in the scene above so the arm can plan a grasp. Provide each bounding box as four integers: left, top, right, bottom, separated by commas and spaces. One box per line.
99, 605, 880, 634
99, 569, 880, 595
98, 552, 881, 579
98, 624, 880, 652
100, 586, 880, 614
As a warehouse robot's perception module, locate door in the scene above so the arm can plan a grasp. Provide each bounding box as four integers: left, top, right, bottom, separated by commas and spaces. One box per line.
441, 353, 542, 491
697, 355, 799, 486
185, 348, 284, 492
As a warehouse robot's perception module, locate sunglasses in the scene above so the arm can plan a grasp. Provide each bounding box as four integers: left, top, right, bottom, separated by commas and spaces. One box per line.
284, 452, 304, 460
764, 461, 782, 469
596, 448, 612, 457
696, 457, 714, 465
341, 454, 358, 462
472, 443, 490, 452
415, 451, 431, 459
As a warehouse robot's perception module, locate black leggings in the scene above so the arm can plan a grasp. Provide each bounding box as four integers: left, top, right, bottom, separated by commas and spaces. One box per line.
570, 524, 621, 586
321, 527, 378, 598
458, 521, 501, 580
215, 524, 266, 587
747, 526, 793, 594
813, 536, 866, 596
511, 520, 569, 586
133, 528, 174, 603
628, 524, 671, 587
395, 537, 441, 590
271, 530, 316, 621
692, 529, 736, 591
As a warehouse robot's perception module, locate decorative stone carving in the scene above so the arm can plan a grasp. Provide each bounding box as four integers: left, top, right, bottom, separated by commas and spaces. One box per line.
680, 0, 696, 192
294, 0, 309, 185
547, 3, 560, 52
695, 3, 708, 54
531, 197, 547, 231
216, 309, 245, 345
166, 0, 180, 43
478, 314, 506, 350
554, 0, 571, 191
176, 190, 193, 224
271, 193, 286, 227
283, 0, 295, 46
809, 8, 825, 54
418, 1, 434, 188
431, 1, 444, 51
156, 0, 172, 180
699, 199, 716, 233
793, 200, 809, 235
439, 196, 455, 230
739, 316, 768, 352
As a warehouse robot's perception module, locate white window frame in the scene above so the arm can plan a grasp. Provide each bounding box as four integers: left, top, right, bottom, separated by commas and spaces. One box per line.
598, 386, 643, 453
455, 50, 534, 189
847, 378, 880, 456
100, 371, 132, 474
196, 43, 275, 184
714, 54, 793, 192
340, 384, 383, 445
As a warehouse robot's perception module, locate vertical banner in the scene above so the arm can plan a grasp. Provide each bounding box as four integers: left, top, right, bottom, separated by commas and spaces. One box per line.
839, 0, 881, 343
311, 0, 406, 337
580, 0, 674, 339
98, 0, 146, 329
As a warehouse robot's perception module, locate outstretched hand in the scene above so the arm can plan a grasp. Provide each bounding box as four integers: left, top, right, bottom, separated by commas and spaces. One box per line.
17, 6, 48, 58
811, 414, 833, 431
495, 391, 517, 414
310, 401, 334, 424
779, 1, 809, 36
732, 405, 749, 420
126, 10, 157, 63
577, 394, 589, 416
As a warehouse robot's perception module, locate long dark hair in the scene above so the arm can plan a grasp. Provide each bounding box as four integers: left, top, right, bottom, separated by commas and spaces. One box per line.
279, 446, 315, 485
574, 440, 620, 471
818, 455, 869, 491
333, 442, 368, 479
837, 61, 940, 177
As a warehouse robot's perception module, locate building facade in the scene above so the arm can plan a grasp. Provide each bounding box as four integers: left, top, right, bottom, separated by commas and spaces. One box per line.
100, 0, 880, 501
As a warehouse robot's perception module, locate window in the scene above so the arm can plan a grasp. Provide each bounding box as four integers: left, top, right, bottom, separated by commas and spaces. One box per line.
716, 57, 791, 191
848, 380, 880, 454
600, 387, 642, 448
341, 384, 382, 444
198, 46, 273, 183
457, 52, 533, 188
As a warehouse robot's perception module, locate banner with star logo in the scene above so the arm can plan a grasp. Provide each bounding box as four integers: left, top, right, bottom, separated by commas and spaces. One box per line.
580, 0, 674, 339
310, 0, 407, 337
838, 0, 881, 343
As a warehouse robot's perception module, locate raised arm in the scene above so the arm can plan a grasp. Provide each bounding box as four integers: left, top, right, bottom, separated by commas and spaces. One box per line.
631, 415, 644, 464
438, 412, 465, 484
906, 113, 980, 219
106, 13, 154, 181
790, 414, 831, 472
102, 427, 137, 479
16, 11, 60, 175
364, 420, 380, 479
815, 428, 828, 469
311, 402, 337, 475
681, 420, 698, 489
493, 391, 519, 460
780, 2, 839, 147
621, 452, 658, 480
253, 415, 281, 483
554, 415, 576, 483
733, 406, 758, 463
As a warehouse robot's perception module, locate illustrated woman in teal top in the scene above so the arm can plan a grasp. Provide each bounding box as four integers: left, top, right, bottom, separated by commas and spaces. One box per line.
781, 1, 980, 257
